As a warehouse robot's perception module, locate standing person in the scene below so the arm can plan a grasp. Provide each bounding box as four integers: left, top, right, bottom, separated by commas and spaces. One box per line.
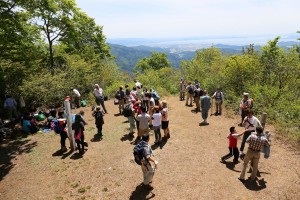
240, 110, 262, 157
212, 88, 224, 115
136, 133, 158, 188
152, 106, 162, 143
71, 88, 81, 108
239, 92, 252, 126
3, 95, 18, 121
72, 114, 86, 154
179, 78, 186, 101
239, 126, 270, 181
125, 84, 131, 103
142, 88, 149, 112
161, 100, 170, 139
93, 84, 107, 114
185, 82, 194, 106
126, 99, 136, 137
134, 79, 142, 99
193, 84, 202, 112
136, 106, 151, 142
221, 127, 245, 163
57, 109, 68, 152
118, 85, 125, 114
92, 106, 104, 138
200, 90, 211, 125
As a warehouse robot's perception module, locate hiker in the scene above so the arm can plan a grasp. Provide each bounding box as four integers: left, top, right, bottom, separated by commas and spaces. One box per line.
72, 114, 86, 154
239, 126, 270, 182
142, 88, 149, 112
131, 86, 139, 101
200, 90, 211, 125
125, 84, 131, 103
57, 110, 68, 152
71, 88, 81, 108
239, 92, 252, 126
134, 79, 142, 99
193, 84, 202, 112
126, 99, 136, 137
136, 106, 151, 142
179, 78, 186, 101
117, 85, 125, 114
221, 127, 245, 163
92, 106, 104, 138
185, 82, 194, 106
150, 88, 160, 106
138, 133, 158, 188
161, 100, 170, 139
93, 84, 107, 114
3, 95, 18, 121
152, 106, 162, 143
239, 110, 262, 157
212, 88, 224, 115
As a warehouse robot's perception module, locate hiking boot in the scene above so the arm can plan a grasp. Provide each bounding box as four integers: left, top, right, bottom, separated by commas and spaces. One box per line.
185, 104, 188, 106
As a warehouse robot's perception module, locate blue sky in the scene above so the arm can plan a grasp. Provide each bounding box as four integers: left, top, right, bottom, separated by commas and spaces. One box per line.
76, 0, 300, 39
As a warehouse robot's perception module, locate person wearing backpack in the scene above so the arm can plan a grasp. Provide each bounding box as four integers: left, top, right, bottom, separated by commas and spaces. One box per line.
134, 133, 158, 188
185, 82, 194, 106
72, 114, 86, 154
93, 106, 104, 138
123, 99, 136, 137
117, 85, 125, 114
239, 92, 252, 126
193, 84, 201, 112
212, 88, 224, 115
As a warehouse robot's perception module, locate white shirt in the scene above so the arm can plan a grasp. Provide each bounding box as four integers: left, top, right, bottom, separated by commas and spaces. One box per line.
135, 81, 141, 93
152, 112, 162, 126
243, 116, 261, 131
94, 88, 103, 97
73, 89, 81, 97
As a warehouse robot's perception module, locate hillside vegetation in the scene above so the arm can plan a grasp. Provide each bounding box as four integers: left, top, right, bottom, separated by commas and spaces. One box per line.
0, 0, 299, 146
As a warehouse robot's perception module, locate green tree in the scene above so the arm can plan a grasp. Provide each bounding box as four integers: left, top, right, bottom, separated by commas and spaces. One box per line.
135, 52, 171, 72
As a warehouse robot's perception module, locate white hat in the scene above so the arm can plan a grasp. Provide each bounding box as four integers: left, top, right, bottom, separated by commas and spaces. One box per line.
243, 92, 249, 96
95, 84, 99, 87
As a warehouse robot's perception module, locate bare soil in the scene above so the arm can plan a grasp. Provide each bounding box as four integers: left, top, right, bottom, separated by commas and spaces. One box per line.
0, 96, 299, 200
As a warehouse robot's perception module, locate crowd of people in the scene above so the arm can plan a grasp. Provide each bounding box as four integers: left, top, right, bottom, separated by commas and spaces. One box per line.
1, 78, 271, 189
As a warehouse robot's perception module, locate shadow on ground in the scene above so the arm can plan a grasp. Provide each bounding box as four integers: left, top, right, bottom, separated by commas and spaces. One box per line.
129, 183, 155, 200
0, 138, 37, 181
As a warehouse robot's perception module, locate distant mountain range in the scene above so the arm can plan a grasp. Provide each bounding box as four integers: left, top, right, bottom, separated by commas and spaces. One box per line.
108, 34, 300, 72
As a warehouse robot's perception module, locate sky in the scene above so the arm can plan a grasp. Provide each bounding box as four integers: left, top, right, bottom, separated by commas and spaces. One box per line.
76, 0, 300, 39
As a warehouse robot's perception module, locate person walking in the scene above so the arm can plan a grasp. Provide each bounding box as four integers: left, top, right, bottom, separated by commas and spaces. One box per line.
92, 106, 104, 138
200, 90, 211, 125
239, 110, 262, 158
239, 126, 270, 181
138, 133, 158, 188
212, 88, 224, 115
221, 127, 245, 163
93, 84, 107, 114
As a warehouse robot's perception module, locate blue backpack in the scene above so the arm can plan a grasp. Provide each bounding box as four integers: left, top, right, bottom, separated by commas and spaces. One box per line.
133, 141, 147, 165
151, 91, 160, 100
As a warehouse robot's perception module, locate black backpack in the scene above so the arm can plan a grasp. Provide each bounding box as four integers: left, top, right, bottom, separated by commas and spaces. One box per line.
123, 104, 133, 117
188, 86, 194, 94
133, 142, 146, 165
95, 111, 104, 125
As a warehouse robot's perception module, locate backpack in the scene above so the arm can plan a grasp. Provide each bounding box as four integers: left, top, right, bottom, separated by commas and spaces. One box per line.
123, 104, 133, 117
188, 86, 194, 94
95, 111, 104, 125
151, 92, 160, 100
80, 100, 87, 107
53, 120, 62, 133
133, 141, 146, 165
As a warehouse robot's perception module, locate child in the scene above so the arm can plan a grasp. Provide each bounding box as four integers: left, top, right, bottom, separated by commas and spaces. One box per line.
72, 114, 85, 154
161, 100, 170, 139
221, 127, 245, 163
92, 106, 104, 138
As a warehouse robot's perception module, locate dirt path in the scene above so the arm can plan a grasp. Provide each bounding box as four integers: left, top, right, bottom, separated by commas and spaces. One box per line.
0, 96, 299, 200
